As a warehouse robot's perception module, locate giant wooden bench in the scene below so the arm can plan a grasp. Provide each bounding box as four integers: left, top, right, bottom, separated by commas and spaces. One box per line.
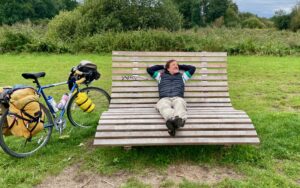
93, 51, 260, 146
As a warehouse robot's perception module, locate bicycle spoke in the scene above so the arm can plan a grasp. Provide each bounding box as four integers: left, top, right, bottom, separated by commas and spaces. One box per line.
67, 87, 110, 128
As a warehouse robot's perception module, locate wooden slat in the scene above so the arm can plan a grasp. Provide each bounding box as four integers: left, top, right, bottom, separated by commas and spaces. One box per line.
108, 103, 232, 108
112, 63, 227, 68
97, 124, 254, 131
104, 110, 244, 115
93, 137, 260, 146
99, 119, 252, 125
101, 114, 249, 119
112, 69, 227, 75
112, 81, 228, 87
106, 108, 239, 113
95, 130, 258, 138
112, 75, 227, 81
113, 51, 227, 57
113, 56, 226, 62
111, 92, 229, 98
104, 111, 246, 116
110, 98, 230, 104
112, 87, 228, 92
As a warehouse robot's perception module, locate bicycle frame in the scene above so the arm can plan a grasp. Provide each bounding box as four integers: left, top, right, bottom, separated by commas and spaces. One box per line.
36, 81, 78, 121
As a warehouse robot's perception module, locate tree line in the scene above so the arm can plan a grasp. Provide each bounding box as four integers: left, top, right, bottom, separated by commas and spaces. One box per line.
0, 0, 78, 25
0, 0, 300, 32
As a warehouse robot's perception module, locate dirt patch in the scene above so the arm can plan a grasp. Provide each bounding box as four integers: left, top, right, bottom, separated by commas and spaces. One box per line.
36, 163, 243, 188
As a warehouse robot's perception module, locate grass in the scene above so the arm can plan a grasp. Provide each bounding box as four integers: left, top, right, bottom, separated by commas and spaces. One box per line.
0, 54, 300, 187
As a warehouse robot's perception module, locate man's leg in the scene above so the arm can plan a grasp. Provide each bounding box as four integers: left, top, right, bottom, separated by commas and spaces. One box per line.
156, 98, 176, 136
156, 97, 174, 121
172, 97, 187, 127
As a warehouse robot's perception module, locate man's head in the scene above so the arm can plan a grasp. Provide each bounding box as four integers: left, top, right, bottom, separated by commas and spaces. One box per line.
166, 59, 179, 75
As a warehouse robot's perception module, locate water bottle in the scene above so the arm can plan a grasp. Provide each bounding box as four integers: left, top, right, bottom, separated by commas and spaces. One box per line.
47, 96, 59, 112
57, 93, 69, 110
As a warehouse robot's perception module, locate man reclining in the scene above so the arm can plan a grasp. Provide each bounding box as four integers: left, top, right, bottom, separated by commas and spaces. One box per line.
147, 60, 196, 136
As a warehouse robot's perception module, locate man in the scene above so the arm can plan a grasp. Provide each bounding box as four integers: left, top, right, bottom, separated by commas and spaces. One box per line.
147, 60, 196, 136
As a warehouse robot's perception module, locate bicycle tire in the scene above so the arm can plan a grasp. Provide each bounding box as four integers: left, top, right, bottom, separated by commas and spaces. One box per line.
67, 87, 110, 128
0, 103, 53, 158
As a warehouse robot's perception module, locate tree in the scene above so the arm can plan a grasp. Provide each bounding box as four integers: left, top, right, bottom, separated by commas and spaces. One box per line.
272, 10, 291, 30
290, 3, 300, 31
0, 0, 78, 25
224, 4, 240, 27
205, 0, 229, 24
48, 0, 183, 41
173, 0, 238, 28
172, 0, 202, 28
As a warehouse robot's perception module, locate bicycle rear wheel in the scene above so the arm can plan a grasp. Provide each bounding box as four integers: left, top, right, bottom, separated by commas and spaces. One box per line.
0, 103, 53, 158
67, 87, 110, 128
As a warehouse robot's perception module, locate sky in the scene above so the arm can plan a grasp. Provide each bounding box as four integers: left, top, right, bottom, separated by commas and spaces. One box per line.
233, 0, 298, 18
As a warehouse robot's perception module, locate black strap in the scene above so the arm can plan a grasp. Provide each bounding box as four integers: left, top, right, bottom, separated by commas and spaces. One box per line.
84, 103, 93, 112
21, 101, 43, 136
8, 116, 18, 130
8, 100, 44, 138
8, 112, 32, 122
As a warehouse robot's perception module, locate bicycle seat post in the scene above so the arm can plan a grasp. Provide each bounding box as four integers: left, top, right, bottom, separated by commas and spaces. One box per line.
33, 78, 41, 89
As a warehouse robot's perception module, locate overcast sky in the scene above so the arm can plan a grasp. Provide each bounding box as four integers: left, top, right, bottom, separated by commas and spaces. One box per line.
234, 0, 298, 18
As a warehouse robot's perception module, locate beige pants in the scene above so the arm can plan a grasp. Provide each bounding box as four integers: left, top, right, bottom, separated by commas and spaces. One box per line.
156, 97, 187, 121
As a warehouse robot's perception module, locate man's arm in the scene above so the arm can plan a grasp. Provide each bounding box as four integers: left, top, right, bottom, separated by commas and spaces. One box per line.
147, 65, 164, 82
179, 64, 196, 82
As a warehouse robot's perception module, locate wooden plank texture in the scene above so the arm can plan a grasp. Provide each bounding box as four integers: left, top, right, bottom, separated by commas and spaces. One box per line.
112, 69, 227, 75
95, 130, 258, 138
113, 51, 227, 57
94, 137, 260, 146
99, 119, 252, 125
100, 114, 249, 119
112, 56, 227, 62
112, 75, 228, 81
112, 63, 227, 68
112, 87, 228, 92
110, 98, 231, 104
112, 81, 228, 87
111, 92, 229, 98
97, 124, 255, 131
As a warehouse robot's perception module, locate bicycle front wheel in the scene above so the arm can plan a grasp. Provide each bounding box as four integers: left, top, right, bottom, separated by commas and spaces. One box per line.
67, 87, 110, 128
0, 103, 53, 158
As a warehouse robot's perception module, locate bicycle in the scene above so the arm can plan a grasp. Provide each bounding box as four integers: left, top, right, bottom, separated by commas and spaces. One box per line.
0, 69, 110, 158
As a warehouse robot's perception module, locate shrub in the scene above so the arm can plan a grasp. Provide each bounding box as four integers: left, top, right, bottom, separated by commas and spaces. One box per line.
47, 10, 82, 43
242, 17, 266, 29
0, 30, 32, 52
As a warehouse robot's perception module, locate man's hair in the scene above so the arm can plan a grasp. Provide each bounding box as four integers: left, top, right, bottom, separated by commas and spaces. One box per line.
165, 59, 177, 69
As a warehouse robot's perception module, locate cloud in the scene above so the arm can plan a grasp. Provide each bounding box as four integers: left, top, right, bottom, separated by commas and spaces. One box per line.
233, 0, 297, 17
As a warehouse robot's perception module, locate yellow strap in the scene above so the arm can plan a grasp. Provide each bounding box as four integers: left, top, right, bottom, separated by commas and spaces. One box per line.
76, 77, 86, 85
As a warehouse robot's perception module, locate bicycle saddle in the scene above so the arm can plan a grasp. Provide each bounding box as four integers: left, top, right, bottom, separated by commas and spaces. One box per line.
22, 72, 46, 79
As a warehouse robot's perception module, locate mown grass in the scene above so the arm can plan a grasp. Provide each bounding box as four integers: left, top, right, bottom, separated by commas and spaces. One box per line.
0, 54, 299, 187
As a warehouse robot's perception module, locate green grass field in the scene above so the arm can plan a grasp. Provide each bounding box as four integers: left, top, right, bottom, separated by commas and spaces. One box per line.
0, 54, 299, 188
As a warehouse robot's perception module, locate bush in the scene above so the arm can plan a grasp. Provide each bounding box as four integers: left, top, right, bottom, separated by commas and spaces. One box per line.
70, 28, 300, 56
290, 10, 300, 32
2, 24, 300, 56
242, 17, 266, 29
47, 10, 82, 43
0, 22, 71, 53
47, 0, 182, 41
0, 30, 32, 52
